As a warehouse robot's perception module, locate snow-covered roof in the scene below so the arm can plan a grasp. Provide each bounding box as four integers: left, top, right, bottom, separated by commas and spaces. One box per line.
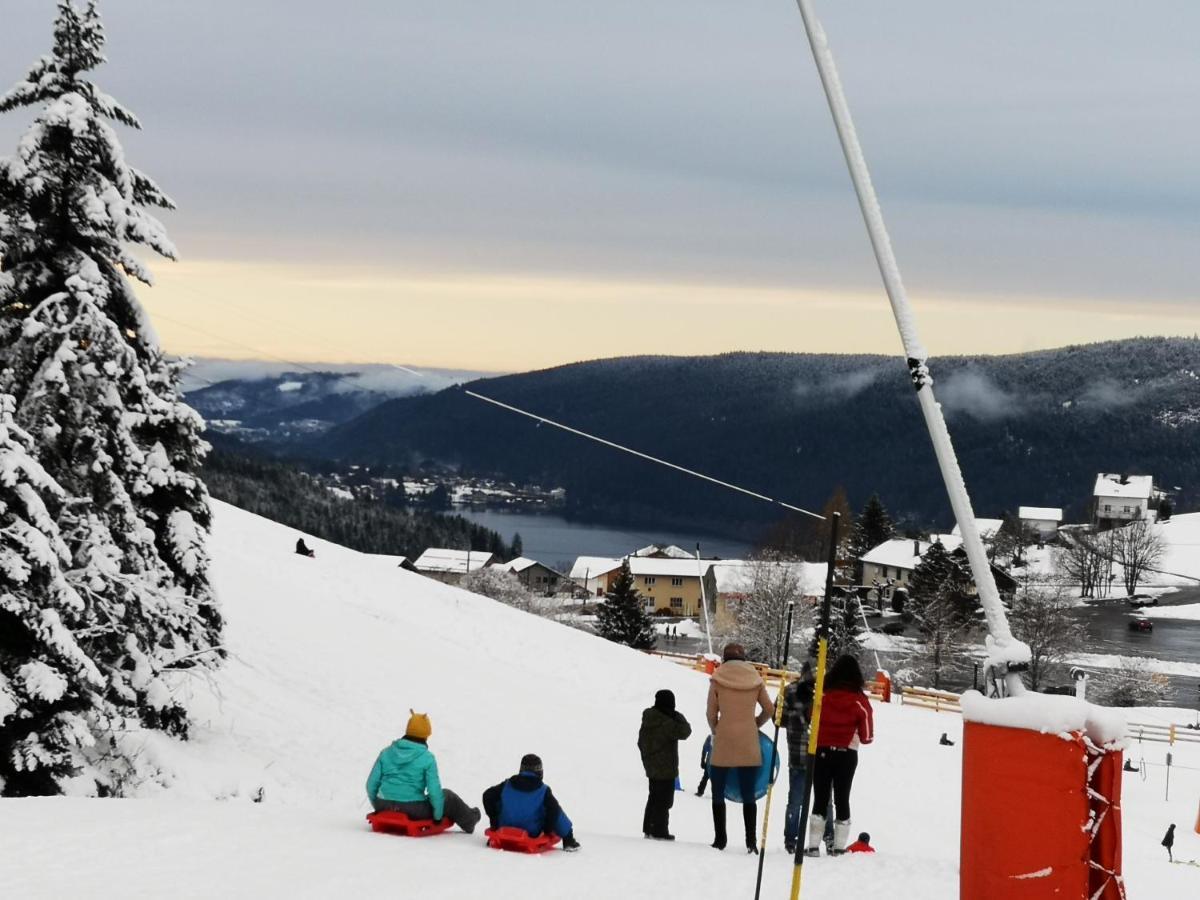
860, 538, 936, 572
928, 534, 964, 551
569, 556, 621, 580
949, 519, 1003, 540
569, 555, 709, 580
1018, 506, 1063, 522
413, 548, 494, 574
492, 557, 544, 574
631, 544, 693, 559
711, 560, 827, 596
1093, 473, 1153, 500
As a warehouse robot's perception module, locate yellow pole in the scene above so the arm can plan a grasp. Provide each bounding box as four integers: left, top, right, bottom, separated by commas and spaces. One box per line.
789, 635, 829, 900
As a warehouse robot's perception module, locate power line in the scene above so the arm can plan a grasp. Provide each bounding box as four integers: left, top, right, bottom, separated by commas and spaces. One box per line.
464, 389, 824, 521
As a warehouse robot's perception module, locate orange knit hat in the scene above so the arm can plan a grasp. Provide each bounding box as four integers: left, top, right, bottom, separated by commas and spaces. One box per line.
405, 710, 432, 740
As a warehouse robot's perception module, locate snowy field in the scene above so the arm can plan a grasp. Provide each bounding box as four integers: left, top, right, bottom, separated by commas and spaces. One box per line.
1, 503, 1197, 899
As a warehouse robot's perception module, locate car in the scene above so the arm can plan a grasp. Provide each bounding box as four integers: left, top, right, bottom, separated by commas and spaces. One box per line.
1128, 618, 1154, 633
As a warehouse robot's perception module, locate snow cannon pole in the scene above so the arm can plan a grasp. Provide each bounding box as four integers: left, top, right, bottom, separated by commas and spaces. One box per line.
791, 0, 1027, 696
754, 601, 796, 899
789, 512, 839, 900
696, 543, 715, 656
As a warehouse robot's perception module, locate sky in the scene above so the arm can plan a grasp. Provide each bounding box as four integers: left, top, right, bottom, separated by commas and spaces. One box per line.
1, 0, 1198, 372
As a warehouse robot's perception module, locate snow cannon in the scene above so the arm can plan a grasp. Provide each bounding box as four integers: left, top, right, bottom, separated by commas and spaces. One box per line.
959, 692, 1127, 899
366, 811, 453, 837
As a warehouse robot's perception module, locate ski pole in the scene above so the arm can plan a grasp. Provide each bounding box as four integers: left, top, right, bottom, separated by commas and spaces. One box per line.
790, 512, 840, 900
754, 602, 796, 899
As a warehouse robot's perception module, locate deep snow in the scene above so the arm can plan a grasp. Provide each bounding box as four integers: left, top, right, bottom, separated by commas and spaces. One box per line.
1, 502, 1197, 898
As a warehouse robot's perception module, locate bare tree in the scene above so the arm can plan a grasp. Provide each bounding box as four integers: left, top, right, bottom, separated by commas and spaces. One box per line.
726, 554, 814, 667
906, 584, 968, 690
1057, 531, 1117, 599
1091, 658, 1168, 707
461, 567, 536, 612
1007, 584, 1086, 691
1113, 521, 1166, 596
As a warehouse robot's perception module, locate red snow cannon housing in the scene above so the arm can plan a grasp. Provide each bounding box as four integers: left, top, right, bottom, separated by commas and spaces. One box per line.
366, 811, 453, 837
485, 827, 561, 854
960, 706, 1124, 900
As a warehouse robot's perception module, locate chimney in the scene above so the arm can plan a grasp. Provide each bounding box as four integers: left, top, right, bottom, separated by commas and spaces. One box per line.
914, 539, 920, 557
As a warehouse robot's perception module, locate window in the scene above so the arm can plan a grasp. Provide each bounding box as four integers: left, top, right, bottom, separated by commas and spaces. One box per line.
1104, 504, 1112, 512
670, 597, 684, 609
644, 598, 655, 610
671, 577, 684, 586
1123, 506, 1132, 513
644, 576, 656, 586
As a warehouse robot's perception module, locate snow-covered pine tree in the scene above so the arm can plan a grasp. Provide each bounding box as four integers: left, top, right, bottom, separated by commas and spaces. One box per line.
846, 493, 895, 580
0, 393, 106, 796
0, 1, 221, 763
596, 559, 656, 650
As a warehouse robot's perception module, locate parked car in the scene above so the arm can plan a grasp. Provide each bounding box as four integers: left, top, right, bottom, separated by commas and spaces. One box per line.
1128, 618, 1154, 633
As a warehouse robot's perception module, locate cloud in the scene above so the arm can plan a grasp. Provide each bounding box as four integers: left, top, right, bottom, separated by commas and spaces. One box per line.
937, 371, 1023, 421
1077, 379, 1143, 409
794, 366, 884, 403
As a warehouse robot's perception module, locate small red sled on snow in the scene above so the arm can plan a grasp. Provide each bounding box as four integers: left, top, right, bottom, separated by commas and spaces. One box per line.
485, 826, 561, 854
366, 811, 453, 837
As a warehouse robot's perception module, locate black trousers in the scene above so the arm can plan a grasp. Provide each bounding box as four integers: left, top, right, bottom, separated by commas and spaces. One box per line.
643, 778, 676, 837
811, 747, 858, 822
372, 790, 477, 831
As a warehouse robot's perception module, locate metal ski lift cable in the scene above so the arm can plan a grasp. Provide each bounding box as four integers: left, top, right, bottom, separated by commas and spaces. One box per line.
463, 389, 825, 521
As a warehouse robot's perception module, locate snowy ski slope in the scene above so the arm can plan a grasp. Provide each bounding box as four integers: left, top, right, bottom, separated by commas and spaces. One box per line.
0, 502, 1196, 898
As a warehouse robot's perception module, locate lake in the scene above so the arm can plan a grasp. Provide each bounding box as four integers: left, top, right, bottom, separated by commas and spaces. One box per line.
452, 508, 752, 570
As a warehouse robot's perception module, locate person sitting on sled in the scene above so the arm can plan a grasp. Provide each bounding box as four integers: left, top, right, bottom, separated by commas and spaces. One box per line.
365, 711, 481, 833
483, 754, 581, 851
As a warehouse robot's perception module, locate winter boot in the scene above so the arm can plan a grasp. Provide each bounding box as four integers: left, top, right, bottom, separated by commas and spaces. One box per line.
805, 814, 826, 857
711, 805, 727, 851
832, 820, 852, 856
744, 804, 759, 854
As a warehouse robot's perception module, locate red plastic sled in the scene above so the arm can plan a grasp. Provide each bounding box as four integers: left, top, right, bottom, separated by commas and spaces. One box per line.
485, 827, 561, 854
366, 811, 453, 837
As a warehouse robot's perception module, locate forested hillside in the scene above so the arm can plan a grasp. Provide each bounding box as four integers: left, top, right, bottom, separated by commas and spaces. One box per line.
315, 337, 1200, 539
202, 447, 514, 559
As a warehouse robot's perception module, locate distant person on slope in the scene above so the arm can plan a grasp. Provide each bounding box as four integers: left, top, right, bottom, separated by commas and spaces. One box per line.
1162, 823, 1175, 862
365, 711, 481, 833
707, 643, 773, 853
638, 689, 692, 840
805, 654, 874, 857
295, 538, 315, 558
483, 754, 581, 851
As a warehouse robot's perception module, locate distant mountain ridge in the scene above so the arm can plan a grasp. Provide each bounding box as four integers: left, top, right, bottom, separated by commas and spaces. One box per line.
184, 363, 492, 442
306, 338, 1200, 539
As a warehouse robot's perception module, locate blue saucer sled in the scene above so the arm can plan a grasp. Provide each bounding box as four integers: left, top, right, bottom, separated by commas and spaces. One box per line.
707, 732, 781, 802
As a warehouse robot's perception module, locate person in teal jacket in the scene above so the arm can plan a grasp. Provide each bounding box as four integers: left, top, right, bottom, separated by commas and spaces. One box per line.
365, 711, 481, 832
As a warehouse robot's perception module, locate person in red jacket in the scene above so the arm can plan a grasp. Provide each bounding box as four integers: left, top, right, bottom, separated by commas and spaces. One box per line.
805, 654, 874, 857
846, 831, 875, 853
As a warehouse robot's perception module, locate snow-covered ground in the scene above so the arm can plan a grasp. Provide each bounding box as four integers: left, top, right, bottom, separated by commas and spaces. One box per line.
1, 502, 1197, 898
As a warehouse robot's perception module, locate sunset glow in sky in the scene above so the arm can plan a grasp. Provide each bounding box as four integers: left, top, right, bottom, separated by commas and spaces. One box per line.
3, 1, 1197, 371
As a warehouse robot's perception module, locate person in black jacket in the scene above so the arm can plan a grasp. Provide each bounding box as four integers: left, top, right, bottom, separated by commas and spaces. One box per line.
638, 689, 692, 841
1162, 823, 1175, 862
482, 754, 580, 851
782, 663, 814, 853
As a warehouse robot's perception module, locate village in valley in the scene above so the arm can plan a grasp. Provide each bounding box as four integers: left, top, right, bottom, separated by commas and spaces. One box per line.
392, 469, 1196, 703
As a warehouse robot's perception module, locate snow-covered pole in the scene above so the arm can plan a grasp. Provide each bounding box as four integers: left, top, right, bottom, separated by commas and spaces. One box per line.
791, 0, 1028, 695
696, 543, 715, 656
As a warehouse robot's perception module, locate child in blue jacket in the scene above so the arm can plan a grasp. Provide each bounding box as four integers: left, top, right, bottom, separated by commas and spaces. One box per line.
365, 711, 481, 832
483, 754, 580, 851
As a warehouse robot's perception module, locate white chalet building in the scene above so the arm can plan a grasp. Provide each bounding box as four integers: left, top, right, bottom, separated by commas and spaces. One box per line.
1092, 474, 1156, 529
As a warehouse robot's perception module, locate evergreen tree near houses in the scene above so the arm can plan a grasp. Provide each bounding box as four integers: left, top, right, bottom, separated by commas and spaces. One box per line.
0, 1, 221, 789
596, 559, 656, 651
0, 394, 106, 796
846, 494, 895, 581
906, 541, 977, 628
